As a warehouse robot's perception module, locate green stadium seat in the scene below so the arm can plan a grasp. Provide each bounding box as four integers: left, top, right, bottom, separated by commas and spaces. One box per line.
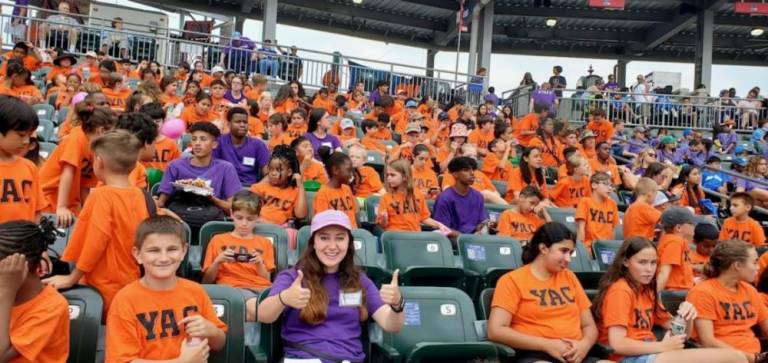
660, 290, 687, 316
381, 231, 465, 288
571, 241, 601, 290
365, 150, 386, 179
592, 240, 624, 271
33, 103, 55, 121
292, 226, 390, 286
201, 284, 262, 362
369, 286, 514, 362
56, 107, 69, 125
39, 141, 57, 159
37, 119, 56, 142
48, 91, 58, 107
485, 203, 513, 225
189, 221, 289, 279
381, 140, 398, 152
180, 134, 192, 151
478, 287, 495, 320
491, 180, 508, 197
63, 286, 103, 363
547, 207, 577, 234
363, 195, 382, 230
457, 235, 521, 300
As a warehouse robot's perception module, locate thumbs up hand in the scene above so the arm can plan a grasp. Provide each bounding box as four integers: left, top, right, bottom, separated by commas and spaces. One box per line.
280, 270, 311, 309
380, 269, 402, 307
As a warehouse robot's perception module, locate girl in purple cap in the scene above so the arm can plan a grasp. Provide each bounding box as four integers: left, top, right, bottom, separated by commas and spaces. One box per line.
258, 210, 405, 362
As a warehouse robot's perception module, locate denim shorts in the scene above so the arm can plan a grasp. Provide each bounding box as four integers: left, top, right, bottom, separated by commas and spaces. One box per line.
622, 354, 658, 363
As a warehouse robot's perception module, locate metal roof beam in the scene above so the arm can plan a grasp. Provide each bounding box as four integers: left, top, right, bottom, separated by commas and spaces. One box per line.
495, 5, 673, 23
643, 0, 727, 50
497, 25, 645, 43
400, 0, 460, 11
715, 15, 768, 27
279, 0, 447, 31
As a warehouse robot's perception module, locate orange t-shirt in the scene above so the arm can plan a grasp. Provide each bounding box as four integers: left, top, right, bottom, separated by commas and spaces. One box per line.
0, 84, 42, 101
247, 116, 265, 138
497, 209, 545, 243
312, 97, 335, 114
268, 133, 292, 151
286, 124, 308, 142
758, 253, 768, 283
302, 160, 329, 184
180, 107, 217, 128
686, 279, 768, 354
55, 90, 74, 110
142, 137, 181, 171
250, 182, 299, 225
505, 167, 549, 202
245, 88, 262, 101
9, 285, 69, 363
412, 166, 439, 199
370, 128, 392, 141
442, 170, 496, 193
97, 163, 147, 189
656, 233, 694, 290
106, 279, 228, 362
390, 112, 409, 135
40, 126, 96, 213
101, 87, 131, 112
575, 196, 619, 251
159, 93, 181, 107
354, 166, 383, 198
46, 66, 73, 82
61, 186, 152, 312
468, 129, 494, 151
598, 278, 670, 361
690, 250, 709, 280
550, 176, 592, 208
492, 265, 591, 340
361, 136, 388, 155
274, 98, 297, 114
45, 85, 65, 99
313, 184, 358, 229
0, 54, 40, 76
514, 113, 540, 147
720, 217, 766, 247
378, 190, 430, 232
589, 158, 622, 186
481, 153, 513, 181
0, 157, 47, 223
586, 120, 614, 145
203, 233, 275, 289
623, 201, 661, 240
200, 74, 214, 88
673, 185, 705, 215
210, 97, 230, 119
529, 137, 562, 168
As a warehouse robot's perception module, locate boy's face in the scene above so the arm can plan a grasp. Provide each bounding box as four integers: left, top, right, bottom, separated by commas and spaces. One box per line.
0, 130, 32, 157
452, 167, 475, 186
708, 161, 721, 169
592, 179, 613, 198
696, 239, 717, 256
229, 114, 249, 138
730, 199, 751, 218
231, 210, 258, 236
211, 85, 225, 98
133, 233, 187, 280
139, 142, 155, 162
405, 131, 419, 144
190, 131, 217, 158
597, 143, 611, 160
518, 195, 540, 214
676, 223, 695, 241
377, 121, 388, 130
290, 113, 305, 126
349, 151, 365, 168
267, 122, 282, 136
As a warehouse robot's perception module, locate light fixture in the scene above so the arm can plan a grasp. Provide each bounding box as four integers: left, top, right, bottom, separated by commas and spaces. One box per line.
545, 17, 557, 27
750, 27, 765, 37
352, 0, 363, 4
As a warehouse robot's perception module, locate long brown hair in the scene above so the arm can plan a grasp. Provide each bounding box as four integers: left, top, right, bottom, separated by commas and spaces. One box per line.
592, 237, 658, 324
296, 228, 367, 325
703, 239, 753, 278
386, 159, 417, 205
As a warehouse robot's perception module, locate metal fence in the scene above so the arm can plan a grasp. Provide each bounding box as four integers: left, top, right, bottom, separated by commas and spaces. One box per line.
0, 2, 482, 104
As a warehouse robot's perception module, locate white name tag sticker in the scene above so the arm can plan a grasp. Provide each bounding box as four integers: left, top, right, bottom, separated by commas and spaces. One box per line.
37, 110, 46, 116
367, 156, 375, 162
68, 305, 81, 319
242, 157, 256, 166
499, 247, 512, 255
353, 240, 362, 250
339, 290, 362, 307
566, 216, 575, 223
213, 304, 225, 317
264, 236, 275, 245
426, 243, 439, 253
440, 304, 457, 316
321, 142, 333, 149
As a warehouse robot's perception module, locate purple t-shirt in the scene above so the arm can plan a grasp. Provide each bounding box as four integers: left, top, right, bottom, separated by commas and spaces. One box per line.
212, 135, 269, 186
433, 186, 488, 234
223, 90, 247, 105
627, 137, 648, 154
269, 268, 384, 362
304, 132, 342, 160
158, 157, 242, 200
531, 89, 556, 108
657, 149, 681, 164
718, 132, 739, 152
736, 178, 761, 193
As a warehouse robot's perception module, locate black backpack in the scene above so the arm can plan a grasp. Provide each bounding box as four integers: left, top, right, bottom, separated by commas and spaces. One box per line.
164, 191, 226, 229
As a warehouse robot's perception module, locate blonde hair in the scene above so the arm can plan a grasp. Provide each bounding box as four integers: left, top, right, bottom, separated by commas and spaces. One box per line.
566, 154, 586, 176
347, 144, 367, 159
634, 177, 658, 197
386, 159, 417, 203
632, 147, 656, 171
231, 190, 260, 215
90, 130, 140, 174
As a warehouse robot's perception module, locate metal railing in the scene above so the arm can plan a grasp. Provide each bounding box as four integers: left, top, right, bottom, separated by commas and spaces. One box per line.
0, 2, 483, 104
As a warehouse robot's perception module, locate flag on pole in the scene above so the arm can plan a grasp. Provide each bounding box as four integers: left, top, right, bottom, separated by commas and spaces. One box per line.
456, 0, 469, 32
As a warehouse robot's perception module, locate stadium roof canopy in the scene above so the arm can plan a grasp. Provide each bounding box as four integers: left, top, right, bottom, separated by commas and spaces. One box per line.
142, 0, 768, 66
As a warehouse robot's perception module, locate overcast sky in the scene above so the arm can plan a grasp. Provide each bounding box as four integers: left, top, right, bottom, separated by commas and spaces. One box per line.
109, 1, 768, 97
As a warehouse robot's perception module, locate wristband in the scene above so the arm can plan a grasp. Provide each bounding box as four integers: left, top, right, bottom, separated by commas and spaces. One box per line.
278, 291, 287, 306
390, 295, 405, 313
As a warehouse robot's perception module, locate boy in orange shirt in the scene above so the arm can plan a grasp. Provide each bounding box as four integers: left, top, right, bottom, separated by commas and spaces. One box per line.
481, 138, 514, 181
245, 74, 267, 101
360, 119, 388, 155
348, 144, 384, 197
575, 172, 619, 253
371, 113, 393, 141
656, 206, 696, 292
691, 223, 719, 282
102, 72, 131, 112
623, 177, 661, 240
139, 102, 181, 172
267, 113, 291, 151
514, 103, 548, 147
106, 216, 227, 362
585, 108, 613, 144
0, 96, 47, 223
43, 131, 153, 312
496, 185, 551, 243
720, 192, 766, 247
0, 220, 70, 363
467, 116, 495, 156
550, 154, 592, 208
286, 109, 308, 142
202, 191, 275, 321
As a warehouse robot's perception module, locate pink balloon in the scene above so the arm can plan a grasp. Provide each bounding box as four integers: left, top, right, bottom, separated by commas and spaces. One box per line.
160, 118, 185, 139
71, 92, 87, 107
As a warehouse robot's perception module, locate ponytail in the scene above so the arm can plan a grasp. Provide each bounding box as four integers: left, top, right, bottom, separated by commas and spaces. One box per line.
703, 240, 753, 278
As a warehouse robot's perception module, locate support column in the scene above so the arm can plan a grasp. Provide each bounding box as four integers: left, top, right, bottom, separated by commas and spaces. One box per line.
235, 16, 245, 34
262, 0, 277, 42
694, 9, 713, 90
616, 60, 628, 88
426, 49, 437, 78
477, 0, 494, 90
467, 7, 481, 77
